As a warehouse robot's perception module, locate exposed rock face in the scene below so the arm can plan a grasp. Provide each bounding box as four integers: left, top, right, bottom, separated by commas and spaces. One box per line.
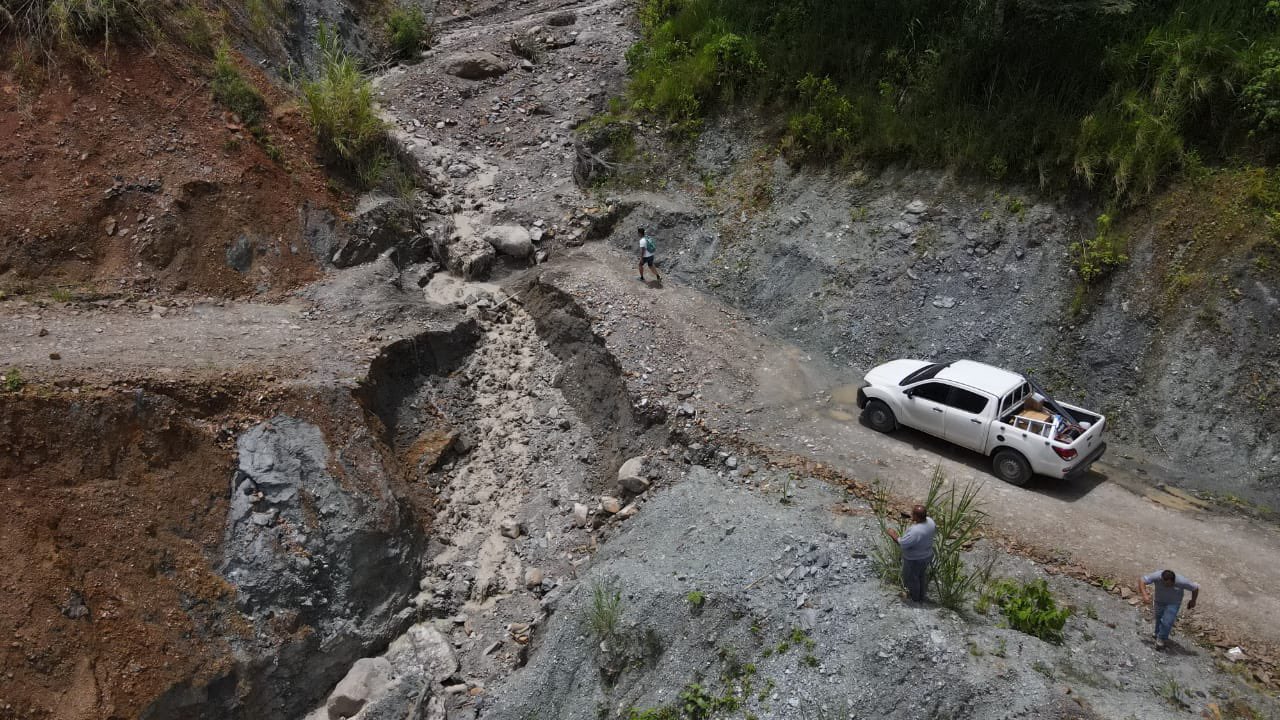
443, 51, 511, 79
145, 414, 427, 719
331, 194, 430, 268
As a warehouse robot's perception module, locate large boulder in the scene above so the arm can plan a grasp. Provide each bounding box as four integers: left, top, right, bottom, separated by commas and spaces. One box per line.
483, 225, 534, 258
442, 233, 496, 280
618, 455, 650, 494
443, 51, 510, 79
327, 657, 394, 719
306, 623, 456, 720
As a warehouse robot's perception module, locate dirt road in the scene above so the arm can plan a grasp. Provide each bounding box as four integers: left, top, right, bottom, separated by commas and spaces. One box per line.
539, 242, 1280, 653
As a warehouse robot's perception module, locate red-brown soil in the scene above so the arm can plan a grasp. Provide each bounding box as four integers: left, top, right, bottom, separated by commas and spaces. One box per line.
0, 388, 240, 719
0, 377, 426, 719
0, 43, 340, 298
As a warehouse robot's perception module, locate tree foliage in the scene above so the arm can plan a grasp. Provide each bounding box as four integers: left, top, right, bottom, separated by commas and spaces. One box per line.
627, 0, 1280, 202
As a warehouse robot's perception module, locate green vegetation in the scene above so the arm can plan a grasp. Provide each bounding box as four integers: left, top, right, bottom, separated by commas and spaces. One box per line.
1157, 674, 1189, 709
586, 581, 623, 642
3, 368, 24, 393
386, 4, 428, 60
210, 42, 284, 162
246, 0, 284, 35
174, 3, 217, 56
625, 0, 1280, 203
302, 25, 391, 188
871, 465, 993, 611
685, 590, 706, 608
0, 0, 155, 62
624, 648, 760, 720
212, 42, 266, 126
1072, 213, 1129, 286
982, 578, 1072, 644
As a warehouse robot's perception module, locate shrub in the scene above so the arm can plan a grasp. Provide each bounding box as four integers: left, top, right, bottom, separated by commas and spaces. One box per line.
871, 465, 993, 611
984, 578, 1072, 643
1244, 49, 1280, 135
925, 468, 995, 610
678, 682, 738, 719
685, 590, 705, 608
386, 5, 427, 60
211, 42, 266, 126
1071, 213, 1129, 286
3, 368, 24, 392
785, 74, 859, 160
301, 25, 390, 187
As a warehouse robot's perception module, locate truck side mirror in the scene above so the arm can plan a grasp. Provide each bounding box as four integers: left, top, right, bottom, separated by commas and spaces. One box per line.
904, 389, 914, 399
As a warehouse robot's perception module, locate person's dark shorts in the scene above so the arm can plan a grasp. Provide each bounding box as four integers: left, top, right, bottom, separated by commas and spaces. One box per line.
641, 255, 656, 266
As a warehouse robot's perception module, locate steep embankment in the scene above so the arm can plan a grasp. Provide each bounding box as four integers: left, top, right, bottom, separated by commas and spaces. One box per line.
584, 122, 1280, 508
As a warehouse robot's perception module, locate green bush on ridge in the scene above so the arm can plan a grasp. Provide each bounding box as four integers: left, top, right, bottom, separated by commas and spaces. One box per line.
624, 0, 1280, 204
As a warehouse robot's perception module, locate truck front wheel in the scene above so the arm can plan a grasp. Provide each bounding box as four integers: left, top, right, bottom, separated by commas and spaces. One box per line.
863, 400, 897, 433
992, 449, 1032, 486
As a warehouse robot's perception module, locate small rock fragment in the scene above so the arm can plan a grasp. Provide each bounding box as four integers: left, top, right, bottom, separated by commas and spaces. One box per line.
524, 568, 544, 589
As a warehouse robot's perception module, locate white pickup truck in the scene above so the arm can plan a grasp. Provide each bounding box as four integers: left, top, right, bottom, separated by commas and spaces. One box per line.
855, 359, 1106, 485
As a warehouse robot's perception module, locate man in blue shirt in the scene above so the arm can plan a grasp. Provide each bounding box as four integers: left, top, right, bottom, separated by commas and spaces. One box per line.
886, 504, 936, 603
1138, 569, 1200, 650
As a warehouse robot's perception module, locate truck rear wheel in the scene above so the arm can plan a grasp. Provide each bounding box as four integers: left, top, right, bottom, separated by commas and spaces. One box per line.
992, 449, 1032, 486
863, 400, 897, 433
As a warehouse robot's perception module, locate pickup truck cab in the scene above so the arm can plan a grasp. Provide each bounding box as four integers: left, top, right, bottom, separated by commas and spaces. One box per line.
855, 359, 1106, 485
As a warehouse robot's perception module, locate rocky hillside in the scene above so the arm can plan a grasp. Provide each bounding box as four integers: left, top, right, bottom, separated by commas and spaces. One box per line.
583, 120, 1280, 509
2, 0, 1280, 718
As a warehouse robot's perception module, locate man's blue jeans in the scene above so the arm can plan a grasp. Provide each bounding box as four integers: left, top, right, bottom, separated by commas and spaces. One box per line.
902, 557, 931, 602
1154, 602, 1180, 640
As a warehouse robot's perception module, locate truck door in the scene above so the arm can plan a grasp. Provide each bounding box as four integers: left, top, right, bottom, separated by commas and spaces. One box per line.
943, 387, 992, 452
901, 381, 951, 436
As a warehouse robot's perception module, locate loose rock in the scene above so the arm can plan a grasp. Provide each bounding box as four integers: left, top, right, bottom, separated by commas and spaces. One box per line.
443, 51, 511, 80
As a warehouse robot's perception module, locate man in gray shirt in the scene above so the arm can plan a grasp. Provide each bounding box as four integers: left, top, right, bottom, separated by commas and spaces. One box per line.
886, 504, 936, 603
1138, 569, 1200, 650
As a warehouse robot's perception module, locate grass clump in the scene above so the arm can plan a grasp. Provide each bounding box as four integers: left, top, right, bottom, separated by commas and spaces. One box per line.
245, 0, 284, 35
211, 42, 266, 126
386, 4, 428, 60
302, 25, 391, 189
586, 580, 623, 642
0, 0, 156, 63
1157, 674, 1189, 709
982, 578, 1072, 644
685, 590, 706, 608
3, 368, 24, 392
871, 465, 993, 611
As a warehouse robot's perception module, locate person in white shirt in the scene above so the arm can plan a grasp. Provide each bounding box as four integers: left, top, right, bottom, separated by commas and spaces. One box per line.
885, 504, 936, 603
637, 227, 661, 282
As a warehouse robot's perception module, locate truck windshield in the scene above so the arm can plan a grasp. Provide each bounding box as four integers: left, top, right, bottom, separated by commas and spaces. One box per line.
899, 362, 947, 386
